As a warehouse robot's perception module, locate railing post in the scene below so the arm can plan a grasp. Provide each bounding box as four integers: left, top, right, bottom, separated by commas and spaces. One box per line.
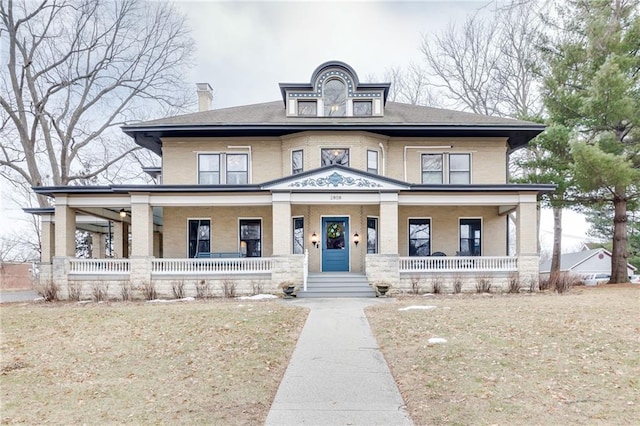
303, 249, 309, 291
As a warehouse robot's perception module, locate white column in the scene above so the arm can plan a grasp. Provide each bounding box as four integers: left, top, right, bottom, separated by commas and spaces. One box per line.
112, 222, 130, 258
54, 196, 76, 257
272, 193, 292, 255
131, 194, 153, 257
91, 232, 105, 258
379, 193, 399, 254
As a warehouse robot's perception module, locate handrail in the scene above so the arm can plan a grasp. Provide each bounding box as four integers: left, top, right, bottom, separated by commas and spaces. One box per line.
399, 256, 517, 273
303, 249, 309, 291
152, 257, 272, 274
68, 258, 131, 274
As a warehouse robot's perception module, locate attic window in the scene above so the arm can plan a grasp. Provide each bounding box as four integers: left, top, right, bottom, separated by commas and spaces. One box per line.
323, 79, 346, 116
353, 100, 372, 116
298, 100, 317, 116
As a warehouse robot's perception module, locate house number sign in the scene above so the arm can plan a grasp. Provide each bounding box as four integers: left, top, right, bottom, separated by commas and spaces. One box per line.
330, 194, 342, 200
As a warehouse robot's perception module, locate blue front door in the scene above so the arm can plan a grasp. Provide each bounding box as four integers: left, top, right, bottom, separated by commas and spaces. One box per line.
322, 217, 349, 272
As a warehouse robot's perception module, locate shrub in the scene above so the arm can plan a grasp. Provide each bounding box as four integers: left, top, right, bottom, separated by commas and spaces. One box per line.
507, 272, 521, 294
140, 281, 157, 300
37, 280, 59, 302
67, 282, 82, 301
475, 276, 492, 293
121, 281, 133, 301
539, 276, 551, 291
91, 282, 109, 302
430, 275, 443, 294
550, 272, 574, 294
172, 280, 185, 299
221, 279, 236, 298
409, 275, 421, 294
452, 275, 463, 294
196, 280, 212, 299
251, 280, 264, 295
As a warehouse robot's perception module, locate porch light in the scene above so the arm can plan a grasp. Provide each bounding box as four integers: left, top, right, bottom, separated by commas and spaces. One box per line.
353, 232, 360, 247
119, 209, 127, 218
311, 232, 319, 248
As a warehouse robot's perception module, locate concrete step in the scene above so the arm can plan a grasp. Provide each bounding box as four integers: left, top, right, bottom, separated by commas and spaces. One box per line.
298, 273, 376, 298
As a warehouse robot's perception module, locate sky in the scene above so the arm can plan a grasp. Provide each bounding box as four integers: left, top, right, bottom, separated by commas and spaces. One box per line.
1, 0, 592, 253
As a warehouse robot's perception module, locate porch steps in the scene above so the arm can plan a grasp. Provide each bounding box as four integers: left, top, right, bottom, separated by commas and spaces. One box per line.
297, 273, 376, 298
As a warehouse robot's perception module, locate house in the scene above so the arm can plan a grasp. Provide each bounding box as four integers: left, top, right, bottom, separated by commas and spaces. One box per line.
539, 248, 637, 280
26, 61, 554, 298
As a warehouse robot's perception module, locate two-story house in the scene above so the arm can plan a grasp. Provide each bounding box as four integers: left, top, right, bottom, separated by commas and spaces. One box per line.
28, 61, 554, 298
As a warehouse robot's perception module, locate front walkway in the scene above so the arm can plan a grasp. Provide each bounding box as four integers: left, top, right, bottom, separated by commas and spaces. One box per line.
265, 298, 413, 425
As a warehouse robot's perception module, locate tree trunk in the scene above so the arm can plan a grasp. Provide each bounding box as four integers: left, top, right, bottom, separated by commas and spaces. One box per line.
611, 194, 629, 283
550, 207, 563, 273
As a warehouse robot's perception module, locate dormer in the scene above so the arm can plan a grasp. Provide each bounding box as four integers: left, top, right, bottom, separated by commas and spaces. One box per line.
279, 61, 390, 118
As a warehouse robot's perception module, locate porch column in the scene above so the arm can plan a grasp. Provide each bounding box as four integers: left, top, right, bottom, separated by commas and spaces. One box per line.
379, 192, 399, 254
41, 215, 55, 263
54, 195, 76, 257
112, 221, 129, 258
131, 194, 153, 257
272, 193, 292, 255
516, 197, 540, 290
91, 232, 105, 258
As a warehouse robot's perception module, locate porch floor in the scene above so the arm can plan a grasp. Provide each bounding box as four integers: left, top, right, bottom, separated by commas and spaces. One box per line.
298, 273, 376, 298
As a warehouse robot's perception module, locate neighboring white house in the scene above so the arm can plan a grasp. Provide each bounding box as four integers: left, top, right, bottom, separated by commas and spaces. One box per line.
539, 248, 637, 280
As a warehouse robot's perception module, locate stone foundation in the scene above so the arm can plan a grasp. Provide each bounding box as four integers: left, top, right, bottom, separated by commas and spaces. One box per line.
365, 254, 400, 287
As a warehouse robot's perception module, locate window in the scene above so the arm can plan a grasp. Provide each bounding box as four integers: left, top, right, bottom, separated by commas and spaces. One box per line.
199, 154, 220, 184
367, 150, 378, 174
188, 219, 210, 258
460, 219, 481, 256
198, 153, 248, 184
354, 100, 372, 116
292, 150, 303, 175
367, 217, 378, 254
409, 219, 431, 256
298, 100, 317, 116
449, 154, 470, 184
421, 154, 443, 184
240, 219, 261, 257
321, 148, 349, 166
293, 217, 304, 254
323, 79, 346, 116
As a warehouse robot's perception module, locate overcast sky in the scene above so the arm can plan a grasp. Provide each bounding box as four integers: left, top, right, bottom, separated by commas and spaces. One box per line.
1, 0, 590, 252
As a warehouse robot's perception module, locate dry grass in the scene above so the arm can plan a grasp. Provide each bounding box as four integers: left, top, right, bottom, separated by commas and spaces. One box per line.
366, 285, 640, 425
1, 300, 308, 425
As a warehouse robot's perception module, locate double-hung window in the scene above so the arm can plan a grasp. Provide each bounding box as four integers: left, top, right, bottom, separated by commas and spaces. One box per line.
421, 153, 471, 184
409, 219, 431, 256
449, 154, 470, 184
459, 219, 481, 256
367, 150, 378, 174
421, 154, 443, 184
292, 150, 303, 175
198, 153, 248, 184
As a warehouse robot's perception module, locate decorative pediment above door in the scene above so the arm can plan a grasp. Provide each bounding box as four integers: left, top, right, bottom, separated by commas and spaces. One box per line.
262, 165, 409, 191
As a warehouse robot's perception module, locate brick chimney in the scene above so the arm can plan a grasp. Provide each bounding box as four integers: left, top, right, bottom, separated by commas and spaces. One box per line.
196, 83, 213, 111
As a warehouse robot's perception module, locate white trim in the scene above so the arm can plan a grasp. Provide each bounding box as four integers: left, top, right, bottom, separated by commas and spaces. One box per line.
291, 148, 304, 175
404, 145, 453, 181
319, 214, 351, 272
408, 217, 432, 256
151, 194, 272, 206
238, 217, 263, 257
399, 193, 537, 205
458, 217, 483, 256
367, 149, 379, 174
196, 151, 250, 185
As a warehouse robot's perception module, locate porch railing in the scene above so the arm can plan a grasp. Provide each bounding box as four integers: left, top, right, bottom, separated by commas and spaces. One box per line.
69, 258, 131, 275
151, 258, 272, 275
399, 256, 517, 273
303, 249, 309, 291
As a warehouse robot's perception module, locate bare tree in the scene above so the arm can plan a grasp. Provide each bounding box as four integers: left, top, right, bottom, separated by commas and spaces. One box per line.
419, 0, 543, 119
0, 0, 194, 208
383, 63, 438, 106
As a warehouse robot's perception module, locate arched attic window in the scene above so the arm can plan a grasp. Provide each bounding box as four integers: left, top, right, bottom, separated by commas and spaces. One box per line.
323, 78, 347, 116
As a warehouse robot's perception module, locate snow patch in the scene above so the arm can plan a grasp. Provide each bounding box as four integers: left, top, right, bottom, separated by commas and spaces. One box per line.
238, 294, 278, 300
398, 305, 437, 311
428, 337, 448, 344
146, 297, 195, 304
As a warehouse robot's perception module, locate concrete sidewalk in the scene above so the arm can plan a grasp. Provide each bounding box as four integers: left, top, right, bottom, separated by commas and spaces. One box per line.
265, 298, 413, 426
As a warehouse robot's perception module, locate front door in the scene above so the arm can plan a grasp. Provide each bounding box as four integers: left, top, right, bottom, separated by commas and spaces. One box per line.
322, 217, 349, 272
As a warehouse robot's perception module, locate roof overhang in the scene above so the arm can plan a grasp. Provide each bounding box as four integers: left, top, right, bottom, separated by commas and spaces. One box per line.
122, 123, 544, 157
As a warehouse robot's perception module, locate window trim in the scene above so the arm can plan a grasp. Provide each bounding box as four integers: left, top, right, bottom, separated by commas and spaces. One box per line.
458, 217, 482, 256
322, 77, 347, 117
292, 216, 304, 254
408, 217, 432, 257
186, 217, 211, 258
353, 100, 373, 116
198, 152, 249, 185
297, 100, 317, 117
421, 153, 444, 184
421, 152, 472, 184
367, 149, 379, 174
449, 153, 471, 184
367, 216, 379, 254
198, 153, 221, 185
320, 147, 350, 167
238, 217, 262, 257
292, 149, 304, 175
